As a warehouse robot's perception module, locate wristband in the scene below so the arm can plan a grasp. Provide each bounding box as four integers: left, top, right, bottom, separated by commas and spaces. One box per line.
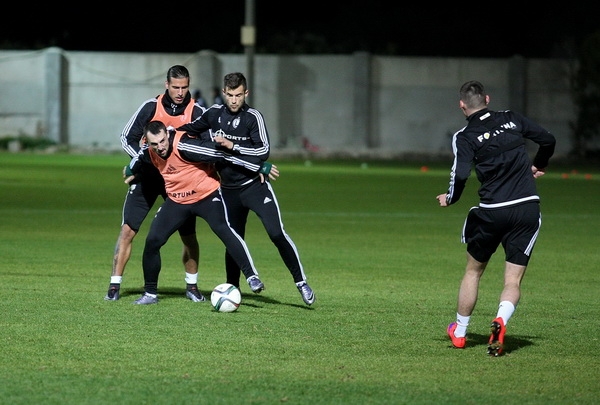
125, 165, 134, 177
259, 162, 272, 175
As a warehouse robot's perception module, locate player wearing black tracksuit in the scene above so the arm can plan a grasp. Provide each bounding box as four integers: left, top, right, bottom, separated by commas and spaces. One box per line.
178, 72, 315, 305
447, 107, 555, 265
440, 80, 556, 356
446, 108, 555, 210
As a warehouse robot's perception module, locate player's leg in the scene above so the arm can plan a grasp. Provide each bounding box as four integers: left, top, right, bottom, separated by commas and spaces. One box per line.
246, 182, 314, 305
487, 261, 525, 356
197, 190, 264, 293
220, 187, 249, 288
447, 253, 488, 348
177, 217, 204, 302
456, 253, 488, 317
255, 182, 305, 281
448, 207, 496, 347
136, 200, 190, 304
180, 232, 199, 274
499, 262, 527, 308
180, 233, 199, 275
105, 180, 157, 301
488, 202, 539, 356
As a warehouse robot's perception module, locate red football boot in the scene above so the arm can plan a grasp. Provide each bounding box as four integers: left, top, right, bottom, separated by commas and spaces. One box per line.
487, 317, 506, 356
447, 322, 466, 348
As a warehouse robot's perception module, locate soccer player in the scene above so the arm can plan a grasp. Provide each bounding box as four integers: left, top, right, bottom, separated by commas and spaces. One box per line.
437, 80, 556, 356
127, 120, 277, 304
104, 65, 205, 302
178, 72, 315, 306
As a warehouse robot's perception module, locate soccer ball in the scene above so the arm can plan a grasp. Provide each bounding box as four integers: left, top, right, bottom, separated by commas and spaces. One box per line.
211, 283, 242, 312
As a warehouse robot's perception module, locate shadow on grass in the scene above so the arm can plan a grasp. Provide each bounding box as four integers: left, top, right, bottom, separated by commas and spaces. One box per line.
444, 332, 535, 356
117, 287, 314, 309
241, 292, 315, 310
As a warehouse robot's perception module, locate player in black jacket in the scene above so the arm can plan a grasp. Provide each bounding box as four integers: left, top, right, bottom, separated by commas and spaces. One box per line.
179, 72, 315, 305
437, 80, 556, 356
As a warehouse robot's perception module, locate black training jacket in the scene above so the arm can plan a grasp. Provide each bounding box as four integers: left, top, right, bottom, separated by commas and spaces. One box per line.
446, 108, 556, 208
178, 103, 270, 188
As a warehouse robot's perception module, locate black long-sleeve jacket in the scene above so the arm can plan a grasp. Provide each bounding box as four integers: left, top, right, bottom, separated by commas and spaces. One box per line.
128, 130, 263, 177
178, 103, 270, 188
446, 108, 556, 208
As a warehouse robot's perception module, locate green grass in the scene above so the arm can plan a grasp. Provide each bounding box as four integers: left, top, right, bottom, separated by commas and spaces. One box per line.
0, 152, 598, 404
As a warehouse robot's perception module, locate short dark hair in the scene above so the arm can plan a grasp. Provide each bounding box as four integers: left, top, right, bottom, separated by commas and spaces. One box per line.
144, 120, 167, 137
459, 80, 487, 110
223, 72, 247, 91
167, 65, 190, 82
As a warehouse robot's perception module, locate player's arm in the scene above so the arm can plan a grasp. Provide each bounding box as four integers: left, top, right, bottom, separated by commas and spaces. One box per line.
213, 110, 270, 160
120, 99, 156, 158
177, 106, 215, 135
191, 103, 207, 121
178, 133, 269, 173
441, 135, 472, 206
123, 148, 152, 184
436, 193, 450, 207
515, 112, 556, 171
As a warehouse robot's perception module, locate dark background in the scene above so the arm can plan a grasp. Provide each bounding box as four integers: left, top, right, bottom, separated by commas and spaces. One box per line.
1, 3, 596, 58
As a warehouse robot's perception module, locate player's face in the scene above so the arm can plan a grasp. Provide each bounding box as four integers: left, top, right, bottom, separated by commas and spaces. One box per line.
166, 77, 190, 105
145, 129, 170, 157
224, 85, 248, 113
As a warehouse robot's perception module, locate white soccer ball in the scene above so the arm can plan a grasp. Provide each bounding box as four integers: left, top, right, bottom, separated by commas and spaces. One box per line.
211, 283, 241, 312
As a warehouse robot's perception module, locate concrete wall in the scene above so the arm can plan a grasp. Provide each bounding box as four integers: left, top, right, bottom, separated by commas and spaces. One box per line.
0, 48, 575, 157
0, 50, 46, 138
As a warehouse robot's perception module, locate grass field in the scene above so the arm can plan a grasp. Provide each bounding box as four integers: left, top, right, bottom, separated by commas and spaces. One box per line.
0, 152, 598, 404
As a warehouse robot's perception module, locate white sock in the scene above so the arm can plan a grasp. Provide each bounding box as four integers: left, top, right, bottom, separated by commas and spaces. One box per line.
110, 276, 122, 284
497, 301, 515, 325
455, 313, 470, 337
185, 272, 198, 285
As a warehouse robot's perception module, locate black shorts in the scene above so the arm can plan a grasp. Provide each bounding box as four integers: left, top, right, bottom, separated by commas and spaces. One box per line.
461, 202, 541, 266
121, 167, 195, 236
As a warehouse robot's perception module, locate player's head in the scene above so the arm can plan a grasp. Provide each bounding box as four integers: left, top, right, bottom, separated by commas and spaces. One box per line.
223, 72, 248, 113
143, 120, 170, 157
165, 65, 191, 105
459, 80, 489, 115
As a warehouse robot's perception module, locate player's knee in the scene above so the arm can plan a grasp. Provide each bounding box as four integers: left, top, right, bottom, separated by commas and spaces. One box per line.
269, 231, 287, 244
120, 224, 138, 241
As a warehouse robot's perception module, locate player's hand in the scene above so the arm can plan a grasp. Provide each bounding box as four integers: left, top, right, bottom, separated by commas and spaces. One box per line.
436, 193, 449, 207
532, 165, 546, 178
214, 136, 233, 150
122, 165, 138, 184
258, 162, 279, 183
267, 164, 279, 181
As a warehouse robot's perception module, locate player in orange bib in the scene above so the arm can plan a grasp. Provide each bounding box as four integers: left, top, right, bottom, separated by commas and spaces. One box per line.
127, 120, 278, 304
105, 65, 205, 302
